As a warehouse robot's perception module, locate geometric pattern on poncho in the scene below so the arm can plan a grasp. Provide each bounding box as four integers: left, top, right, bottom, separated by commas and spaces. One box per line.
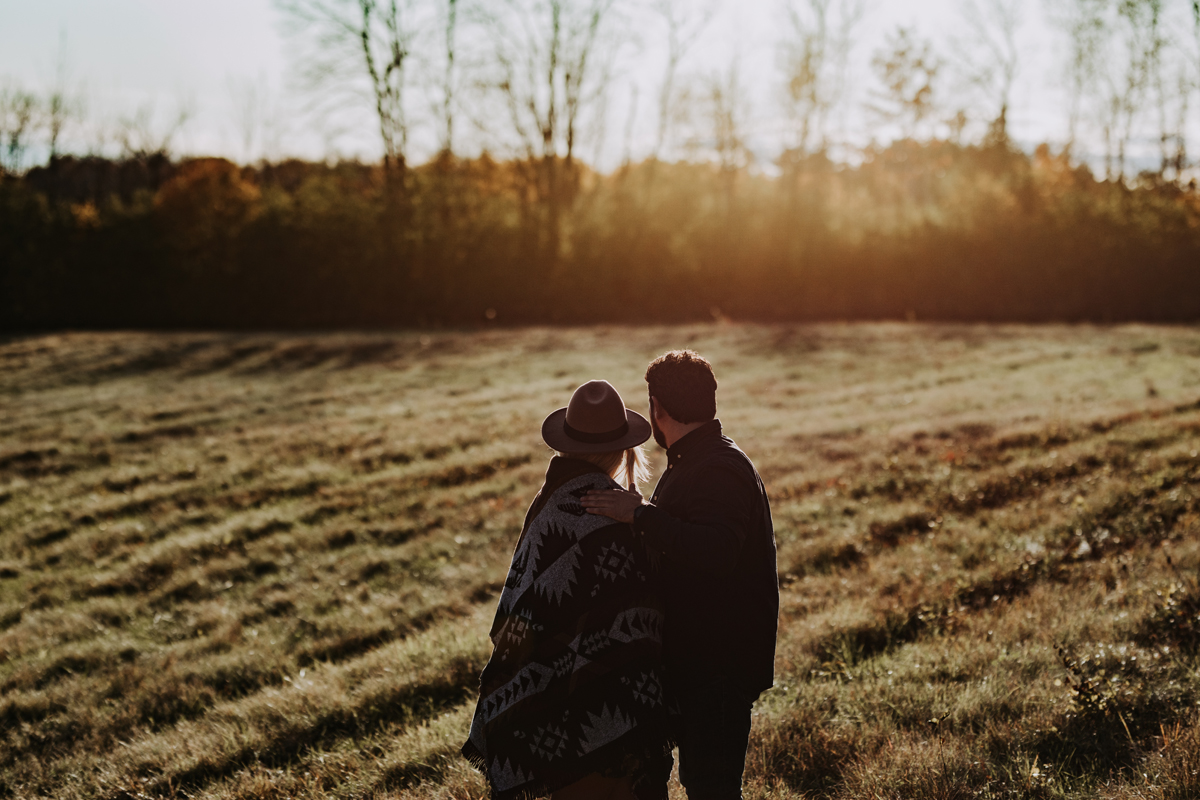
462, 472, 674, 800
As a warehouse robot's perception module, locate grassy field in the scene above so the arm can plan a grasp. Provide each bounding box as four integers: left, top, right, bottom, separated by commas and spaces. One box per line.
2, 323, 1199, 800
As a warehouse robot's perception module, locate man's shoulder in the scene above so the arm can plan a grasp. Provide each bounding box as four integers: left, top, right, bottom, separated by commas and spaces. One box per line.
714, 434, 759, 470
690, 434, 760, 484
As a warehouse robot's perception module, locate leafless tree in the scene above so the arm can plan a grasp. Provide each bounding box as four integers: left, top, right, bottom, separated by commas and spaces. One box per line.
1098, 0, 1166, 179
277, 0, 415, 180
868, 26, 942, 141
951, 0, 1022, 145
1152, 0, 1200, 182
708, 62, 751, 176
1048, 0, 1167, 178
481, 0, 619, 265
0, 82, 38, 174
1049, 0, 1198, 182
1048, 0, 1107, 155
45, 89, 77, 162
1174, 0, 1200, 178
227, 75, 270, 164
440, 0, 459, 154
45, 32, 85, 160
1157, 63, 1189, 179
620, 83, 639, 166
115, 100, 193, 158
650, 0, 715, 160
779, 0, 865, 158
669, 59, 752, 213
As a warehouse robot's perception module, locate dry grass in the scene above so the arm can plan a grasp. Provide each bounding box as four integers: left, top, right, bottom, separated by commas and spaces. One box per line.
2, 323, 1199, 799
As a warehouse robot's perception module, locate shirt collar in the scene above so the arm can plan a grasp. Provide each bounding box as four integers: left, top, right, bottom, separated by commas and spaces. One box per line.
666, 418, 722, 461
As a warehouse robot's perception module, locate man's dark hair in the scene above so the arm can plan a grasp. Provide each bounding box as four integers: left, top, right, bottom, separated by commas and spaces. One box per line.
645, 350, 718, 424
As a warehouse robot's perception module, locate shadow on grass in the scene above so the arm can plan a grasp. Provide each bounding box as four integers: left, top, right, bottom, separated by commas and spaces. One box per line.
127, 656, 482, 800
748, 705, 859, 797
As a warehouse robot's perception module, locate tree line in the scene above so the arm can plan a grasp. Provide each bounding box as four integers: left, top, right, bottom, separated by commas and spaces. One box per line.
3, 138, 1198, 329
2, 0, 1200, 328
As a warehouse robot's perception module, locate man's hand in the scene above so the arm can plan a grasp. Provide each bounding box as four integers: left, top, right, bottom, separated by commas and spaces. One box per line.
581, 488, 644, 524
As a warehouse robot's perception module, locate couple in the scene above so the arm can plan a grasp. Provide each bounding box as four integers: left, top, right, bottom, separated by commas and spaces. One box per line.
462, 351, 779, 800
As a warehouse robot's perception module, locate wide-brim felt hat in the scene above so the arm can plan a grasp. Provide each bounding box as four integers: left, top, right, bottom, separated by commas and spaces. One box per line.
542, 380, 652, 453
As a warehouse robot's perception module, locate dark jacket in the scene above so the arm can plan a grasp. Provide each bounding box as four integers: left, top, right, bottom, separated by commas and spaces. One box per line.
634, 420, 779, 694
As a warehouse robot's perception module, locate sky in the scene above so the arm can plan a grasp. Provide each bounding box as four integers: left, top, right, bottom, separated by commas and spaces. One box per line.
2, 0, 1078, 170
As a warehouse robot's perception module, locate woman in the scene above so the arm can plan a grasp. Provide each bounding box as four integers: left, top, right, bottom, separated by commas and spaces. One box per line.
462, 380, 673, 800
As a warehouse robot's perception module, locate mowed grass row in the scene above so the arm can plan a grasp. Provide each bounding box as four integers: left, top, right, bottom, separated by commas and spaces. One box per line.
2, 324, 1199, 799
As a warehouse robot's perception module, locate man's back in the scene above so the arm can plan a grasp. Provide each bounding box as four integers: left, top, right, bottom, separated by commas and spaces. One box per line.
637, 419, 778, 693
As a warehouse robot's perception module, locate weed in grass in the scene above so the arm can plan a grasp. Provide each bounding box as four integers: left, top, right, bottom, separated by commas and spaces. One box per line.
1136, 559, 1200, 654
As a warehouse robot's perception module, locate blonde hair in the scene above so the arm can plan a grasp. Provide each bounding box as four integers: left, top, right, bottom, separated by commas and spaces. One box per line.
559, 445, 651, 491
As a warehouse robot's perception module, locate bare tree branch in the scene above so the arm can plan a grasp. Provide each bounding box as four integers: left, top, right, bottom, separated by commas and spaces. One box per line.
276, 0, 415, 175
1048, 0, 1112, 163
868, 26, 942, 141
650, 0, 715, 160
441, 0, 459, 153
779, 0, 865, 157
480, 0, 619, 265
951, 0, 1022, 144
46, 31, 86, 160
0, 82, 38, 174
115, 99, 193, 159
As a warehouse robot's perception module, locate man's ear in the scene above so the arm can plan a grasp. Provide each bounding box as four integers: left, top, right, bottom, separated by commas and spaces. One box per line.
649, 396, 669, 424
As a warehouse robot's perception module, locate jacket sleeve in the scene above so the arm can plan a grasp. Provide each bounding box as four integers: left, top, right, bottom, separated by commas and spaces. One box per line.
634, 460, 755, 577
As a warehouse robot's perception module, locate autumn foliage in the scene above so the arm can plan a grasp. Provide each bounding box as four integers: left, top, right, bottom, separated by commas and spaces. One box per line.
2, 140, 1199, 330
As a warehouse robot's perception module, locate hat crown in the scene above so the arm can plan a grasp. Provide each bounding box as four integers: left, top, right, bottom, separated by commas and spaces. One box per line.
565, 380, 627, 434
541, 380, 650, 453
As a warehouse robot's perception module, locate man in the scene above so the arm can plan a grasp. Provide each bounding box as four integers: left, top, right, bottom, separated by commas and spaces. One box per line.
582, 350, 779, 800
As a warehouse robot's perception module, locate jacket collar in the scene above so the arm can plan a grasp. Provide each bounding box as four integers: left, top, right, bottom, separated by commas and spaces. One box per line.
666, 418, 722, 462
541, 456, 610, 500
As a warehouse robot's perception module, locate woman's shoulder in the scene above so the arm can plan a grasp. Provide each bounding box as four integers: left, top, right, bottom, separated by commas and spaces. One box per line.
545, 471, 620, 511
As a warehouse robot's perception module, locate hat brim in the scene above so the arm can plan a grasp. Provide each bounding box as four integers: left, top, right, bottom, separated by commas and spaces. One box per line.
541, 407, 652, 453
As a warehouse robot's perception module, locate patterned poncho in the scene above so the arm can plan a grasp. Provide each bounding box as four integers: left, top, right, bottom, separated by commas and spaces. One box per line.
462, 458, 673, 800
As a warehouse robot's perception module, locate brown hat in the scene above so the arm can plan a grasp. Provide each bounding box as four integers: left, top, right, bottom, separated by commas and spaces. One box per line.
542, 380, 652, 453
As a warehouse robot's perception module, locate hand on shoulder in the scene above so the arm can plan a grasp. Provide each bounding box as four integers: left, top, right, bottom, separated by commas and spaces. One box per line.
581, 487, 644, 524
